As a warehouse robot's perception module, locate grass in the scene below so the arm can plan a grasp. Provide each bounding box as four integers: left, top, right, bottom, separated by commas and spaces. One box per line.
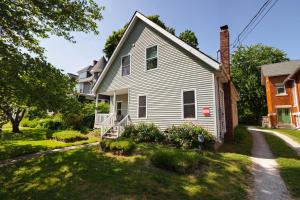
0, 128, 99, 160
264, 133, 300, 199
255, 126, 300, 143
0, 141, 252, 199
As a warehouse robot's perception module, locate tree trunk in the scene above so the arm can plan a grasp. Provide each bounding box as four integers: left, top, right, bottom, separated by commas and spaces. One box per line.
12, 120, 21, 133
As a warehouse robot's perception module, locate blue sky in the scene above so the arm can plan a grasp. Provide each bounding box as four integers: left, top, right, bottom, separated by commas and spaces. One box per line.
40, 0, 300, 74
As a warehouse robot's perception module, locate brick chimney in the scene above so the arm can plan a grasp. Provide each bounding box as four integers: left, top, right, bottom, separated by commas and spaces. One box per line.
220, 25, 234, 141
220, 25, 230, 78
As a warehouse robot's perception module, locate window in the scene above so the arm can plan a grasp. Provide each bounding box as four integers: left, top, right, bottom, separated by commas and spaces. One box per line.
138, 96, 147, 118
117, 102, 122, 115
79, 72, 87, 79
276, 84, 286, 95
121, 55, 130, 76
146, 46, 158, 70
183, 90, 196, 119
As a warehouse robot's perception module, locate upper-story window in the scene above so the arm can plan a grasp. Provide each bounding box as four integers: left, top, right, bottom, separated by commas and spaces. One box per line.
121, 55, 130, 76
276, 84, 286, 95
79, 72, 87, 79
146, 45, 158, 70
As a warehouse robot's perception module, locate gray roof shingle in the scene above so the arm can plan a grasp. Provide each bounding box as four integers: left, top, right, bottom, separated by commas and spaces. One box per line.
261, 60, 300, 77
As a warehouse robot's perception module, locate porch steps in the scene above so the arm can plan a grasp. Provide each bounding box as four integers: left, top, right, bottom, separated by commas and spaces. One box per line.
102, 126, 119, 139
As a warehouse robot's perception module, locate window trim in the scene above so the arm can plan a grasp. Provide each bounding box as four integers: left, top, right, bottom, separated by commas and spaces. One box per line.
137, 95, 147, 119
276, 83, 287, 96
121, 54, 131, 76
145, 45, 159, 71
181, 89, 197, 120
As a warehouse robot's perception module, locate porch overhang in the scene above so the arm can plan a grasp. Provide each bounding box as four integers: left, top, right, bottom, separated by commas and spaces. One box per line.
98, 88, 129, 96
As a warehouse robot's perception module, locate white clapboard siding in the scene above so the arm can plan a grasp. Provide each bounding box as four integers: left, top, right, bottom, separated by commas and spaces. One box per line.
97, 20, 217, 135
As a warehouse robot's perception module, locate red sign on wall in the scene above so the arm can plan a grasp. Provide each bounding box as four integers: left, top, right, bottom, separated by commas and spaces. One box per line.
203, 107, 210, 117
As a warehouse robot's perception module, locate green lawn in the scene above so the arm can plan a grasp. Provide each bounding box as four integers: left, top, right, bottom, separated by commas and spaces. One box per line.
0, 140, 252, 199
264, 133, 300, 199
272, 129, 300, 143
0, 128, 99, 160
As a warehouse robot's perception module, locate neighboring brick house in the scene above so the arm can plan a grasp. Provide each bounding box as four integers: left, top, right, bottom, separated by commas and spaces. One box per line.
261, 60, 300, 128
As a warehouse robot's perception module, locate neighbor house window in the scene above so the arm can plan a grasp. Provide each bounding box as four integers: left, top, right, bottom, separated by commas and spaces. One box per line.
121, 55, 130, 76
138, 95, 147, 118
146, 45, 158, 70
183, 90, 196, 118
276, 84, 286, 95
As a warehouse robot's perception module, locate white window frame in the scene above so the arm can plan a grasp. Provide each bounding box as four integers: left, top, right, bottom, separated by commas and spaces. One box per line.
121, 54, 131, 76
137, 95, 147, 119
145, 45, 159, 71
181, 89, 197, 120
276, 83, 286, 96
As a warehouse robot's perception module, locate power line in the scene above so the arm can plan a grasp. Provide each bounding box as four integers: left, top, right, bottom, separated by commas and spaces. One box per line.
238, 0, 279, 44
231, 0, 279, 50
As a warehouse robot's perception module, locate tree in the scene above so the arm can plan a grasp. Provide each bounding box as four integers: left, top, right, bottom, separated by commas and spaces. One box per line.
0, 0, 104, 132
103, 15, 175, 59
231, 44, 289, 124
179, 30, 199, 49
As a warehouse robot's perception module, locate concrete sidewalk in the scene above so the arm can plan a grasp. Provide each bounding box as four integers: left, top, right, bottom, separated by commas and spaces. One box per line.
249, 129, 292, 200
249, 127, 300, 156
0, 142, 99, 168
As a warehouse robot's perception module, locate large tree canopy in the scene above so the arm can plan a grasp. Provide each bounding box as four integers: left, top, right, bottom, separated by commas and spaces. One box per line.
0, 0, 104, 132
103, 15, 175, 59
179, 30, 199, 49
0, 0, 104, 56
231, 44, 289, 124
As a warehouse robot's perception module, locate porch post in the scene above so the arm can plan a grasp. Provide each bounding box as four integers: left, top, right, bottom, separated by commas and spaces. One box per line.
95, 93, 98, 115
113, 91, 116, 114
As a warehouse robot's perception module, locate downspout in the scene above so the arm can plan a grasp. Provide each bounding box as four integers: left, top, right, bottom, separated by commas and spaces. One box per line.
292, 79, 300, 128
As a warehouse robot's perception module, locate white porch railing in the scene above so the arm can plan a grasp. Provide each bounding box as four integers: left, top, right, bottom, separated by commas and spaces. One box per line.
94, 113, 111, 128
116, 114, 131, 137
100, 113, 116, 138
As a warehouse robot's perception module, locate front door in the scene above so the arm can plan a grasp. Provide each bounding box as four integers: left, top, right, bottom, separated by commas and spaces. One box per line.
277, 108, 291, 124
116, 102, 123, 121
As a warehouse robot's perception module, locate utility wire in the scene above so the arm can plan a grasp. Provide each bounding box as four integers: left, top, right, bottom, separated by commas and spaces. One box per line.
231, 0, 279, 50
231, 0, 272, 48
238, 0, 279, 44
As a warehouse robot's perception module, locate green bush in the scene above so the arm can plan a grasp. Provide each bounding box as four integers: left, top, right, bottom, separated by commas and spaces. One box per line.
234, 125, 248, 142
52, 130, 88, 142
123, 123, 165, 143
151, 148, 206, 174
97, 102, 110, 113
100, 138, 136, 155
21, 114, 64, 130
164, 123, 215, 149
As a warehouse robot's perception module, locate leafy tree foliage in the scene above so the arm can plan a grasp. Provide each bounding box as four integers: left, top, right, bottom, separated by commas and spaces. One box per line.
179, 30, 199, 49
231, 44, 289, 124
103, 15, 175, 59
0, 0, 104, 132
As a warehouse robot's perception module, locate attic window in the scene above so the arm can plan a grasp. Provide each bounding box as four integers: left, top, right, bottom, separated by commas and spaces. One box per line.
276, 84, 286, 95
121, 55, 130, 76
146, 46, 158, 70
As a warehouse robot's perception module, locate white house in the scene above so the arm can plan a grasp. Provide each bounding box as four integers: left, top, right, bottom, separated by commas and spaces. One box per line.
92, 12, 239, 141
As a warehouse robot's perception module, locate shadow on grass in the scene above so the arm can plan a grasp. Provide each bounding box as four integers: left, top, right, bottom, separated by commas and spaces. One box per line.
264, 133, 300, 198
0, 146, 251, 200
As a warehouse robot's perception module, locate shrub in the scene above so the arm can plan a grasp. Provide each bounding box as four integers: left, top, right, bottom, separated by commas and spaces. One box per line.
52, 130, 88, 142
164, 123, 215, 149
151, 148, 206, 174
100, 138, 136, 155
234, 125, 248, 142
97, 102, 110, 113
122, 123, 165, 143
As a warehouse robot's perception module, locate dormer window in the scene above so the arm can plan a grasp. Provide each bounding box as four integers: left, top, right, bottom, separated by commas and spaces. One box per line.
146, 45, 158, 70
121, 55, 130, 76
276, 84, 286, 95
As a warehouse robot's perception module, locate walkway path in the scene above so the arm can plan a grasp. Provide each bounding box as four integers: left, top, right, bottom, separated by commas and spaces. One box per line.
249, 127, 300, 156
249, 129, 292, 200
0, 142, 99, 168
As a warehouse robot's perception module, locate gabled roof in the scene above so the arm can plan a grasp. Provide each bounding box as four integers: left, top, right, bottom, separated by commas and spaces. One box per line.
91, 56, 107, 73
260, 60, 300, 85
92, 11, 220, 94
77, 65, 93, 73
261, 60, 300, 77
